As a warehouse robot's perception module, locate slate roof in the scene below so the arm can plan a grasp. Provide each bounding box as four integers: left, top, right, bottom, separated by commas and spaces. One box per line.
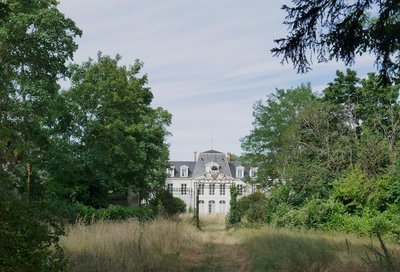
228, 161, 250, 178
202, 150, 223, 154
168, 161, 196, 177
192, 150, 232, 178
168, 150, 251, 179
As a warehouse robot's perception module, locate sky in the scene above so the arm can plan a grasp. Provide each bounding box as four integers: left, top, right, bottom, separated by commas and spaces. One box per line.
59, 0, 377, 161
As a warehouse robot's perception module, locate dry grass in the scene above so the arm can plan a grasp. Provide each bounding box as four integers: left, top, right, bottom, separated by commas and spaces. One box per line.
62, 215, 400, 271
62, 218, 198, 271
235, 226, 400, 272
62, 215, 249, 272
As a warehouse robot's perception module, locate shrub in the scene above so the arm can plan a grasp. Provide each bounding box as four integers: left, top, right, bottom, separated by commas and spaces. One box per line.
238, 192, 268, 223
226, 186, 241, 228
333, 167, 371, 214
270, 203, 293, 227
371, 171, 400, 211
270, 198, 346, 230
149, 190, 186, 217
302, 198, 346, 229
0, 195, 66, 271
75, 203, 154, 222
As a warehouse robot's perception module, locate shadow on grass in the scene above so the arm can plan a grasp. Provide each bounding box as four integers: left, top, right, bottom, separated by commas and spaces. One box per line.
242, 230, 400, 272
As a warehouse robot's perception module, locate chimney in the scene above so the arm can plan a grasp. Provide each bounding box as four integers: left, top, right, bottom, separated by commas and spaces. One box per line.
194, 151, 197, 162
227, 152, 232, 161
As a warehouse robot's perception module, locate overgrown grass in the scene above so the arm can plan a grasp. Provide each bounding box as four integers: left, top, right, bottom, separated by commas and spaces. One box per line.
62, 215, 400, 271
62, 218, 197, 271
236, 226, 400, 272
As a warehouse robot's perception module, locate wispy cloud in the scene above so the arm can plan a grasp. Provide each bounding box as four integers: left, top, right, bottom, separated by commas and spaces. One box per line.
59, 0, 379, 160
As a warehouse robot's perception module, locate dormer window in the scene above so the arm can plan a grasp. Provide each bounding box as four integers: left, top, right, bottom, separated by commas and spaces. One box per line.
236, 166, 244, 178
180, 165, 189, 177
205, 162, 220, 173
166, 166, 175, 177
250, 167, 258, 178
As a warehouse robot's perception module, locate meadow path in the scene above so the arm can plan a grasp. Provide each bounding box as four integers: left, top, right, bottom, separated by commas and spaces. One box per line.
178, 217, 250, 272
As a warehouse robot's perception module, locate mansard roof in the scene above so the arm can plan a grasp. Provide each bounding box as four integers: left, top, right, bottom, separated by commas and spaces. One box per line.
228, 161, 250, 178
202, 149, 223, 154
168, 150, 255, 179
192, 150, 232, 178
168, 161, 196, 177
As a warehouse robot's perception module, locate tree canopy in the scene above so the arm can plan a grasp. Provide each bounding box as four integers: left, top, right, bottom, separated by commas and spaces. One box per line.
241, 84, 315, 185
47, 53, 171, 207
0, 0, 81, 270
0, 0, 82, 193
272, 0, 400, 82
0, 1, 173, 269
242, 70, 400, 239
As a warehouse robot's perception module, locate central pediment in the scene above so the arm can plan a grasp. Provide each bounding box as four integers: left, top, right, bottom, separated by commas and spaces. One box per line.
194, 172, 234, 182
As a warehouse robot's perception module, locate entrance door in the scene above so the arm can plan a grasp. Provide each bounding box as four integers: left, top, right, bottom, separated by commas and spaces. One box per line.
208, 200, 215, 213
199, 200, 205, 214
219, 200, 226, 213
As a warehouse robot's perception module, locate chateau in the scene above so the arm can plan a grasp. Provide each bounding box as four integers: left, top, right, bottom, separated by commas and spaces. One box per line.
166, 150, 258, 214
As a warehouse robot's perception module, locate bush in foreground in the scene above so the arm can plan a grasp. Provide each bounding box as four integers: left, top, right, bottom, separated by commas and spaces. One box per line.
0, 195, 66, 271
149, 190, 186, 217
74, 203, 154, 222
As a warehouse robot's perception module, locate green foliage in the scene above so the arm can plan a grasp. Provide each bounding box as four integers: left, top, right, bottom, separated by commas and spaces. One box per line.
226, 186, 241, 228
243, 70, 400, 242
371, 167, 400, 211
48, 53, 171, 207
270, 198, 346, 230
241, 84, 315, 185
238, 192, 268, 223
0, 1, 81, 270
0, 195, 66, 271
74, 203, 154, 222
0, 0, 81, 192
286, 100, 353, 204
272, 0, 400, 82
149, 190, 186, 217
333, 167, 371, 214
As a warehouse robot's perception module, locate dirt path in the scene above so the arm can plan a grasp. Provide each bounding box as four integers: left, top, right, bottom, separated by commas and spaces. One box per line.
178, 220, 250, 272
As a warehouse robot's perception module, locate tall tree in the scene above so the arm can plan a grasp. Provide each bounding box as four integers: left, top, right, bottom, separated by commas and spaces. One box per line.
322, 70, 400, 164
272, 0, 400, 82
359, 73, 400, 158
0, 0, 81, 194
49, 53, 171, 207
287, 100, 354, 203
0, 1, 81, 270
241, 84, 315, 187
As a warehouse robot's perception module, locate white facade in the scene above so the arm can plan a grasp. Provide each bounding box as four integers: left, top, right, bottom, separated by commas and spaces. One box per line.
165, 150, 258, 214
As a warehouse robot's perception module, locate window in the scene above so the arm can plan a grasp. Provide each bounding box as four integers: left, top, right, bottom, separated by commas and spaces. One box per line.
166, 166, 175, 177
252, 185, 257, 193
209, 184, 215, 195
205, 162, 220, 173
236, 166, 244, 178
219, 184, 225, 195
219, 200, 226, 213
198, 183, 204, 195
250, 167, 258, 178
167, 183, 173, 193
237, 184, 243, 195
208, 200, 215, 213
181, 184, 187, 195
198, 200, 205, 214
180, 166, 189, 177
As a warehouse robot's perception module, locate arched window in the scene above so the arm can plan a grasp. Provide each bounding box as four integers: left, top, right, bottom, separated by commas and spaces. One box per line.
208, 200, 215, 213
219, 200, 226, 213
